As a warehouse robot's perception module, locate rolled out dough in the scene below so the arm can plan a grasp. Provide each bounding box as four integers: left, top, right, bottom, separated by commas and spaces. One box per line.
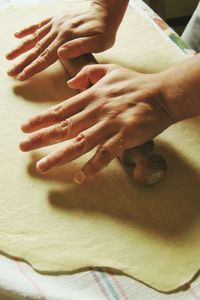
1, 0, 200, 292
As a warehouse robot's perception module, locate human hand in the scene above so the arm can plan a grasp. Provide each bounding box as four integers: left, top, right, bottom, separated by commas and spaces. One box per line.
6, 0, 128, 81
19, 64, 174, 183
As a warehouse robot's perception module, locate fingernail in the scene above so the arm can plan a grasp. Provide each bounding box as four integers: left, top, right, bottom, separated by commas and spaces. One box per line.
74, 171, 86, 184
37, 157, 48, 172
6, 53, 12, 59
21, 122, 29, 132
17, 72, 26, 81
7, 69, 14, 76
19, 137, 31, 151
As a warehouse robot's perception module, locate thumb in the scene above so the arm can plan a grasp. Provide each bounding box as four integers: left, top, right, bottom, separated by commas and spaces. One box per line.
57, 36, 101, 60
67, 64, 108, 91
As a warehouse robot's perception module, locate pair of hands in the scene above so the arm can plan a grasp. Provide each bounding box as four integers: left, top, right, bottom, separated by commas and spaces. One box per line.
6, 2, 183, 183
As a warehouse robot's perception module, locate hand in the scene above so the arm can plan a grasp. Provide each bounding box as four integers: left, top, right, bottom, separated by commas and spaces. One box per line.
19, 64, 174, 183
6, 0, 128, 81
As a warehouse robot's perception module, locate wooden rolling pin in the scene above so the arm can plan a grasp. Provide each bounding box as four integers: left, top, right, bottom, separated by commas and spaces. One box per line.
122, 141, 167, 186
61, 53, 97, 78
60, 54, 167, 186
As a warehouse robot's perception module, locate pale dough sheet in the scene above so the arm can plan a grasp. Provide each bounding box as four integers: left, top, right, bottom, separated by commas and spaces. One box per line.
1, 0, 200, 292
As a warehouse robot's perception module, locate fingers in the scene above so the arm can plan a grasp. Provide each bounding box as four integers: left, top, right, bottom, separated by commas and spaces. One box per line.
21, 92, 91, 133
20, 105, 100, 152
74, 133, 125, 183
58, 36, 100, 60
6, 24, 52, 60
16, 39, 61, 81
14, 18, 52, 39
67, 64, 108, 91
7, 33, 55, 77
35, 121, 114, 173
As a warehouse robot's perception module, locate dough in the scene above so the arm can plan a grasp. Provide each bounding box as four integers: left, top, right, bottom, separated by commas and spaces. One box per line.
1, 0, 200, 292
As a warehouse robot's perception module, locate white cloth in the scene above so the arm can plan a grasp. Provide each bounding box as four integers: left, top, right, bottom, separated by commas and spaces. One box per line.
182, 2, 200, 52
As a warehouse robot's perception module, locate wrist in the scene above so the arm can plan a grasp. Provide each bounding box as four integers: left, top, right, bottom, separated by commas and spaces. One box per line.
160, 55, 200, 122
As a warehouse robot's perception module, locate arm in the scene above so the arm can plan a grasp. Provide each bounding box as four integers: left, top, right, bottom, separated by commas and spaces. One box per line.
91, 0, 129, 25
161, 53, 200, 121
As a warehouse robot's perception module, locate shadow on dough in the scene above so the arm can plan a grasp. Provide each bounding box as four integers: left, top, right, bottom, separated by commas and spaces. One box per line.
12, 61, 76, 103
26, 141, 200, 240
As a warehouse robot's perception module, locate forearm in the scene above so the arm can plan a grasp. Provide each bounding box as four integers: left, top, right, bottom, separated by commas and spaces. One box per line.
91, 0, 129, 26
161, 53, 200, 122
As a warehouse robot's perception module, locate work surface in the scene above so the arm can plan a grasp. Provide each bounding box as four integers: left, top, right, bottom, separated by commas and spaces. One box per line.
1, 0, 200, 300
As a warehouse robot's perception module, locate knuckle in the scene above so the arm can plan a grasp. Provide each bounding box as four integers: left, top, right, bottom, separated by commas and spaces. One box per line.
32, 31, 39, 42
38, 22, 43, 29
107, 110, 119, 120
96, 146, 111, 163
60, 119, 69, 130
40, 49, 52, 64
99, 102, 110, 114
67, 118, 75, 132
52, 106, 65, 121
101, 103, 120, 120
88, 145, 112, 173
58, 27, 72, 39
33, 56, 46, 68
89, 88, 101, 101
35, 42, 44, 54
74, 134, 87, 154
69, 18, 81, 29
55, 120, 69, 137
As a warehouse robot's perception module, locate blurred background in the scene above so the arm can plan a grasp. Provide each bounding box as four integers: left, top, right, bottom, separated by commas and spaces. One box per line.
145, 0, 199, 34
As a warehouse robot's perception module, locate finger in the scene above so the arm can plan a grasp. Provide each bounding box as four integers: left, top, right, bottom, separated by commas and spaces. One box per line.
67, 64, 108, 90
16, 39, 61, 80
7, 33, 55, 77
74, 133, 125, 183
20, 105, 100, 152
35, 120, 115, 173
6, 24, 52, 61
21, 91, 91, 133
58, 36, 101, 60
14, 18, 52, 38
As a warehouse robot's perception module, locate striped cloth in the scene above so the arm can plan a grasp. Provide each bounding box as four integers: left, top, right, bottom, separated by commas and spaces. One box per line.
1, 0, 200, 299
0, 254, 200, 300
